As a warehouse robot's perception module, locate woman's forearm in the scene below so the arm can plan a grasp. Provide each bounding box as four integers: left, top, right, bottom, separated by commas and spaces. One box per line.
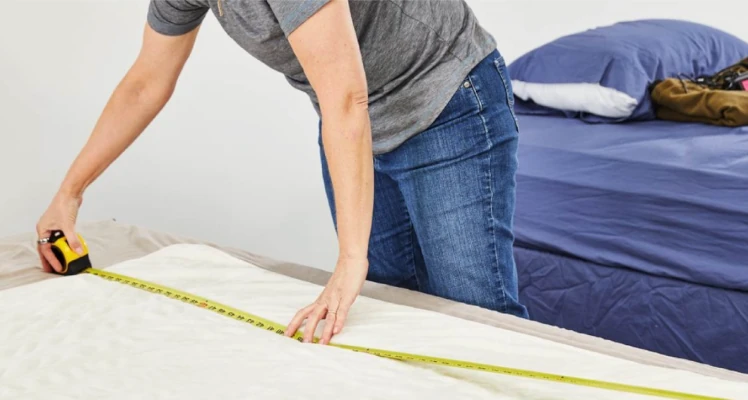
58, 23, 200, 198
59, 77, 173, 198
321, 98, 374, 262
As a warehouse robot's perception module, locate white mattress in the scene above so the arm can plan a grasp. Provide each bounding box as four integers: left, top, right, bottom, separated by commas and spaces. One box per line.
1, 244, 745, 399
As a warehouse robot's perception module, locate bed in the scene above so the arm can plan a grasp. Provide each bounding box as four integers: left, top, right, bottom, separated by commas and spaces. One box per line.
2, 220, 748, 399
505, 18, 748, 373
512, 114, 748, 373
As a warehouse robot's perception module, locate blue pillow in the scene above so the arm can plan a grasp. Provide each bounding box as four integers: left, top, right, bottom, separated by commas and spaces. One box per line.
508, 19, 748, 122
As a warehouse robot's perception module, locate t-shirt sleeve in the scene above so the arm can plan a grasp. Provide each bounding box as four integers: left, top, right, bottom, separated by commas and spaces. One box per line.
266, 0, 331, 36
147, 0, 210, 36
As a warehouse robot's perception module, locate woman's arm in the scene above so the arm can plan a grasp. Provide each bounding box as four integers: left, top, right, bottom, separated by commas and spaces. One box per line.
59, 24, 200, 199
36, 24, 200, 272
284, 0, 375, 344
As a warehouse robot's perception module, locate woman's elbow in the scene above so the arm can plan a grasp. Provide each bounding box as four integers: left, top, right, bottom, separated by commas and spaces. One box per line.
347, 88, 369, 110
132, 80, 175, 107
320, 87, 369, 118
319, 88, 371, 144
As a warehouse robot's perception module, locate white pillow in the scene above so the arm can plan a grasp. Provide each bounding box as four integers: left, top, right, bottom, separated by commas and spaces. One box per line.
511, 80, 639, 119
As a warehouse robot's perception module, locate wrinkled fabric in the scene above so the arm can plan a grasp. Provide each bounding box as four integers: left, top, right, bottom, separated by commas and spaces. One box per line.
513, 114, 748, 373
514, 115, 748, 292
4, 220, 746, 384
652, 79, 748, 126
508, 19, 748, 122
516, 246, 748, 373
2, 244, 747, 399
651, 57, 748, 127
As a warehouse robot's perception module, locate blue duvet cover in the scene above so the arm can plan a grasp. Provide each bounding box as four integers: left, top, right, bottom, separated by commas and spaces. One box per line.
513, 115, 748, 372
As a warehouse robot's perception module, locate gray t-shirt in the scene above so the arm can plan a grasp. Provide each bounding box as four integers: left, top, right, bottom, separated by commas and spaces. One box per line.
147, 0, 497, 154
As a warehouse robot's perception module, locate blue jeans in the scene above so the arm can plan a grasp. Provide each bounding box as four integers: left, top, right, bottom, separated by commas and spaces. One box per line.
319, 50, 529, 319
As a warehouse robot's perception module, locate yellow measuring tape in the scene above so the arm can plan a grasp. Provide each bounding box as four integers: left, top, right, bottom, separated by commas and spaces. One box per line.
83, 268, 726, 400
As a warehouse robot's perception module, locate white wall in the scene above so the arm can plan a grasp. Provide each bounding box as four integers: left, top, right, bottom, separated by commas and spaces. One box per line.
2, 0, 745, 271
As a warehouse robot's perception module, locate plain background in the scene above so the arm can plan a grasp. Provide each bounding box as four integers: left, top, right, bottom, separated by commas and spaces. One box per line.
1, 0, 746, 271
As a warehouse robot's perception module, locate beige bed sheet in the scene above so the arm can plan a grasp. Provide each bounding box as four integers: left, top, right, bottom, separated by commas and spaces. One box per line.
2, 219, 746, 383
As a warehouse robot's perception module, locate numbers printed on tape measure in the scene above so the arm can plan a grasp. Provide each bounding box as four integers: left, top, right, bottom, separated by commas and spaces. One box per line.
83, 268, 726, 400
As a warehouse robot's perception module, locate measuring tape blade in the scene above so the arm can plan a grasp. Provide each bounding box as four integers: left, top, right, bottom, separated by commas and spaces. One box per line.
83, 268, 726, 400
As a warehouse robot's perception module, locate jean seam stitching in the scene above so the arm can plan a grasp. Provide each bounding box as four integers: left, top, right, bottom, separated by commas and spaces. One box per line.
480, 115, 509, 313
406, 212, 421, 291
493, 58, 520, 131
467, 76, 483, 112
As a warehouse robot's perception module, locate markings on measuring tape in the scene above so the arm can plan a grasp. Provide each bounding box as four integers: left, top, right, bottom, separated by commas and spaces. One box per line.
83, 268, 726, 400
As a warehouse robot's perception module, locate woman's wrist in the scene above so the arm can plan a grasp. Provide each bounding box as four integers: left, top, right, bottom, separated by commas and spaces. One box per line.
58, 181, 85, 200
56, 172, 89, 201
338, 244, 368, 260
337, 252, 369, 269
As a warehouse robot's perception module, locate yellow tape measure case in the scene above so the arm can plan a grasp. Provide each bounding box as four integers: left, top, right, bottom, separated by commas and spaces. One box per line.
49, 230, 91, 276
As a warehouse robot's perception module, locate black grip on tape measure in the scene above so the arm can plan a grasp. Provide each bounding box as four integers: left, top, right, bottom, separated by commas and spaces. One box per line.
49, 230, 92, 276
56, 253, 92, 276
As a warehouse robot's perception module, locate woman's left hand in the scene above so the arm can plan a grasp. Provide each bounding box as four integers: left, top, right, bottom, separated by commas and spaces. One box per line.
285, 257, 368, 345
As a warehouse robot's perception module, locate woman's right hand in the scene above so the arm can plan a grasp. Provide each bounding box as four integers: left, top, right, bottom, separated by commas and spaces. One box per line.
36, 192, 84, 273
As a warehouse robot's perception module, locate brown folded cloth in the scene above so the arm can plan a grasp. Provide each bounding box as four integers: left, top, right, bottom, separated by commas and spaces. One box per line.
651, 78, 748, 127
651, 56, 748, 127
